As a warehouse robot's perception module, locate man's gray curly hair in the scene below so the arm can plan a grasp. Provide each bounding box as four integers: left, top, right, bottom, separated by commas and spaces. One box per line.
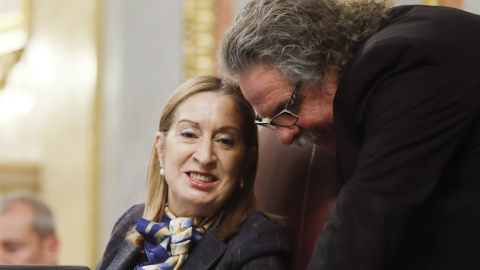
219, 0, 393, 86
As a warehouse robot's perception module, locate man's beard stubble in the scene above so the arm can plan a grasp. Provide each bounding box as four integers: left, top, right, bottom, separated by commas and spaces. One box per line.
294, 129, 323, 147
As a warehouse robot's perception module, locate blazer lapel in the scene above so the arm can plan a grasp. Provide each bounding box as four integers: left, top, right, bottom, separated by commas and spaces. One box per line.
182, 232, 227, 270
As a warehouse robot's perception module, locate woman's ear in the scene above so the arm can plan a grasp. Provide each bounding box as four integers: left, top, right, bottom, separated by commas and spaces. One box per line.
155, 132, 165, 162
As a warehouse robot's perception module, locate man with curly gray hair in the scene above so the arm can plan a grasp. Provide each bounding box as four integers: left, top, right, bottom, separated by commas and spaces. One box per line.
219, 0, 480, 269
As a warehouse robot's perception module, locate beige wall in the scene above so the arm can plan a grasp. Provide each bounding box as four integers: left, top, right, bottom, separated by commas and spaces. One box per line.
98, 0, 184, 261
0, 0, 98, 268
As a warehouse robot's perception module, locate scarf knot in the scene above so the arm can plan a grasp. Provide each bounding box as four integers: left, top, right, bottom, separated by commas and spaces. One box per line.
134, 207, 211, 270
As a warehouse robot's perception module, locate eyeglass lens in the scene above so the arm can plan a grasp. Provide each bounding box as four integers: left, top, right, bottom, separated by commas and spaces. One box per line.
272, 113, 297, 127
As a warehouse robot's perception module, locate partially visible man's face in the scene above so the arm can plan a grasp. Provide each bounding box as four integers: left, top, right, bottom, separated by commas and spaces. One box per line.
238, 65, 337, 154
0, 202, 57, 265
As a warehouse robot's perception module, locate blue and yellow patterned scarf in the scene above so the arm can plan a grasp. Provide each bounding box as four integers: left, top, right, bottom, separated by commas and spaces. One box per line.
134, 207, 212, 270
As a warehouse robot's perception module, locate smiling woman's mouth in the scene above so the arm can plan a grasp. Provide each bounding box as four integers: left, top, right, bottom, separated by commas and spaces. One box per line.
188, 172, 215, 183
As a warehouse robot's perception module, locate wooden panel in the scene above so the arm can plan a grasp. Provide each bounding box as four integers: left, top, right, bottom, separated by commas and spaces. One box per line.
0, 164, 39, 193
184, 0, 217, 80
440, 0, 463, 8
423, 0, 463, 9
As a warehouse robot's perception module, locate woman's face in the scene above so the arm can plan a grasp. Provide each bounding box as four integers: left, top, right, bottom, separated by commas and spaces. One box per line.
156, 91, 249, 217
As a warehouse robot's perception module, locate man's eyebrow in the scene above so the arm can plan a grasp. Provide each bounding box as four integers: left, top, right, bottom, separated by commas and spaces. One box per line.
270, 90, 303, 117
256, 101, 287, 119
4, 240, 24, 246
272, 101, 288, 116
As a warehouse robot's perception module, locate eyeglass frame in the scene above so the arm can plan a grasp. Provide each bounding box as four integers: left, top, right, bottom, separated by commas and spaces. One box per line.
254, 82, 302, 129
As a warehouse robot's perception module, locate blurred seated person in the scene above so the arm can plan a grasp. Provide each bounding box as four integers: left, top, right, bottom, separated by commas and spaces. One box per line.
0, 192, 59, 264
96, 76, 289, 270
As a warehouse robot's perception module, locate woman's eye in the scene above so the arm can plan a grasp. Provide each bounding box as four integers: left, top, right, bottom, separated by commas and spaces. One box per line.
180, 131, 197, 139
218, 136, 234, 146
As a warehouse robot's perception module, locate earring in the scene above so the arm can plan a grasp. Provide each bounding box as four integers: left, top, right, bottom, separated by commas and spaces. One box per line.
160, 162, 164, 176
240, 179, 244, 188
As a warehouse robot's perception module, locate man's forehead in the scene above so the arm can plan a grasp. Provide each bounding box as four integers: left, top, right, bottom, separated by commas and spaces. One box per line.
238, 67, 292, 116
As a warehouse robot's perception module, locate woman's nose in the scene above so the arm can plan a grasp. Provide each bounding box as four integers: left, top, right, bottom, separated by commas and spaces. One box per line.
275, 125, 301, 145
193, 139, 216, 165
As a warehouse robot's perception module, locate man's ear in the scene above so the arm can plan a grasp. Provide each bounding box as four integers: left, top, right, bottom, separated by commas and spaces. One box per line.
41, 234, 59, 265
155, 132, 165, 162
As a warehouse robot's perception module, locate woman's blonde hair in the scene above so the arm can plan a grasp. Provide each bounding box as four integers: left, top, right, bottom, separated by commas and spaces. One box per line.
126, 75, 259, 246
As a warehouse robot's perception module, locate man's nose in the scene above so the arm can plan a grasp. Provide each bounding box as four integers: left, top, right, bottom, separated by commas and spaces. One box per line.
275, 125, 301, 145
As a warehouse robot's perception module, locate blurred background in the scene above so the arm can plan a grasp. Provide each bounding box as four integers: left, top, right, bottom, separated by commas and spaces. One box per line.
0, 0, 477, 269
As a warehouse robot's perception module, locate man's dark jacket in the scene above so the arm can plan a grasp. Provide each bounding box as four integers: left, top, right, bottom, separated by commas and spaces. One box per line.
96, 204, 289, 270
309, 5, 480, 270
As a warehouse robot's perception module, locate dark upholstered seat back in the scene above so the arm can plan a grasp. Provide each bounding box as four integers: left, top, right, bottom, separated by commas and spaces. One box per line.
254, 128, 340, 270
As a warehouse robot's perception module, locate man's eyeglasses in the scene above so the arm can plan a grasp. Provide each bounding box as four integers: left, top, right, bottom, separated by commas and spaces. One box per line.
255, 82, 301, 130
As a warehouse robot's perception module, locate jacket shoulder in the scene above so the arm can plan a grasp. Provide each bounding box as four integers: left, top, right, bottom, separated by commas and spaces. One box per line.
111, 204, 145, 235
219, 212, 290, 269
95, 204, 145, 270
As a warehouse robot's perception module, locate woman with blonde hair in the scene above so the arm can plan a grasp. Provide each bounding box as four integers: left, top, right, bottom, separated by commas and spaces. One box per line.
96, 75, 289, 270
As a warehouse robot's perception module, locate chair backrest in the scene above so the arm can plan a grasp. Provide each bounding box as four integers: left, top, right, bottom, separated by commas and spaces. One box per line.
254, 128, 340, 270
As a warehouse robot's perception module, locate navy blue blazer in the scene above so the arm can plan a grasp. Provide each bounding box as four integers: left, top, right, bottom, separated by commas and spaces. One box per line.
309, 5, 480, 270
96, 204, 289, 270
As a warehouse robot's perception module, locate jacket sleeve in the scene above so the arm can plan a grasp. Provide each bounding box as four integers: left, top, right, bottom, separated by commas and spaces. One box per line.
311, 35, 478, 269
